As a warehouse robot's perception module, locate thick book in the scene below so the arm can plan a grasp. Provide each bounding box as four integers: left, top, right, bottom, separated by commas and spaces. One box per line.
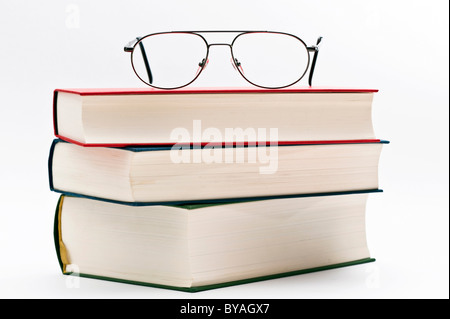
48, 139, 388, 205
54, 191, 377, 292
53, 87, 380, 147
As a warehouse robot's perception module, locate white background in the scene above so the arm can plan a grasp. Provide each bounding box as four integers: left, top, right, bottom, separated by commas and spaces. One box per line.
0, 0, 448, 299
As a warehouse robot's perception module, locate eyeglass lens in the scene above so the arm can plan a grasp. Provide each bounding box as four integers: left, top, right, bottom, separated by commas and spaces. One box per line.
132, 33, 208, 89
232, 32, 309, 88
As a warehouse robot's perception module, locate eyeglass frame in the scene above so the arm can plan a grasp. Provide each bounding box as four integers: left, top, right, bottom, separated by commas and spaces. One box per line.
124, 30, 323, 90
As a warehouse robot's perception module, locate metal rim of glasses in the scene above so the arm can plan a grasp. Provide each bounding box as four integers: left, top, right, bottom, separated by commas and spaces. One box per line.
125, 30, 322, 90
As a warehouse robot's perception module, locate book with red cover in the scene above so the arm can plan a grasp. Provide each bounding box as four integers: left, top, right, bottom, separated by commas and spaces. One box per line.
53, 87, 380, 147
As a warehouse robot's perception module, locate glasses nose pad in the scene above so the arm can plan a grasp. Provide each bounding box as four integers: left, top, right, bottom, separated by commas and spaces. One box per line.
231, 58, 245, 75
196, 58, 209, 75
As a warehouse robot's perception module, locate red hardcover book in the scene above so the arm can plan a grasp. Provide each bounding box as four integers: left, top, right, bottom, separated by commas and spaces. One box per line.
53, 87, 380, 147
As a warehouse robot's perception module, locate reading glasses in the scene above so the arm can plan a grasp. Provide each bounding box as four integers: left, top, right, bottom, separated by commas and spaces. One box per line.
124, 31, 323, 90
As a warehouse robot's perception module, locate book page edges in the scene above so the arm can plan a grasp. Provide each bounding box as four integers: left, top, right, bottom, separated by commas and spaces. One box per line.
55, 92, 86, 144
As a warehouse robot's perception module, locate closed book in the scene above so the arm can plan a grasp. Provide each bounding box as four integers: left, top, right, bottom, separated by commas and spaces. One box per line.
48, 139, 388, 205
54, 191, 377, 292
53, 87, 379, 147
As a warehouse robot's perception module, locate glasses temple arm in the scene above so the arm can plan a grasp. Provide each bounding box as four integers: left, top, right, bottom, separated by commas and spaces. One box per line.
124, 37, 153, 84
307, 36, 323, 87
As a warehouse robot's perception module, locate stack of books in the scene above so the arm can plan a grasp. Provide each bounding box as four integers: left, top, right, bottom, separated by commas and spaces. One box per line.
48, 86, 388, 292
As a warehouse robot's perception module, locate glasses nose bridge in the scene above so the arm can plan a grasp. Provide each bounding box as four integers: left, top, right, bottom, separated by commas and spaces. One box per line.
206, 43, 234, 62
207, 42, 233, 50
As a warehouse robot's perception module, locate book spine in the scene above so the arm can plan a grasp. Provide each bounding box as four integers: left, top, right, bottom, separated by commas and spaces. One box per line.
48, 139, 58, 192
52, 90, 59, 136
53, 195, 68, 273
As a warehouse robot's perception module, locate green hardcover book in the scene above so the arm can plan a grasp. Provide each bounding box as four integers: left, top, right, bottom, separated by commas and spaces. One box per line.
54, 191, 377, 292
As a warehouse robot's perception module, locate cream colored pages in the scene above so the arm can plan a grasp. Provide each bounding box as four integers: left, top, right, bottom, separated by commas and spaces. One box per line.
59, 194, 370, 288
130, 143, 382, 202
61, 196, 192, 287
188, 194, 370, 286
52, 142, 382, 203
52, 142, 136, 202
56, 92, 85, 143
